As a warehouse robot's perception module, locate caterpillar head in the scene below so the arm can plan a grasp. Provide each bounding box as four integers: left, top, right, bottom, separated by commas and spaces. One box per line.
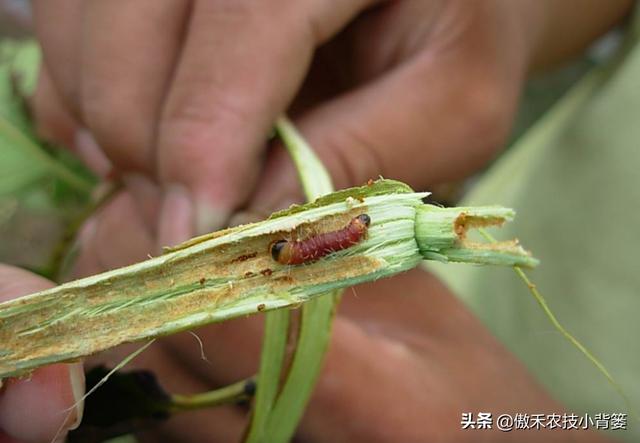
355, 214, 371, 227
270, 240, 289, 262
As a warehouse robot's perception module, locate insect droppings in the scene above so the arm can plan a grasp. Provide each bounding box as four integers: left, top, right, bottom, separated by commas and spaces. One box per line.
270, 214, 370, 265
231, 252, 257, 263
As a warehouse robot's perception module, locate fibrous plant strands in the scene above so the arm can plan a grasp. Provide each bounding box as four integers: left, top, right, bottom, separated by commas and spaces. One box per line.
415, 205, 539, 268
0, 180, 426, 379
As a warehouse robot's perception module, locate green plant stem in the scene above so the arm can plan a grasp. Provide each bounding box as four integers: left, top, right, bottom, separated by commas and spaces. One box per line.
415, 205, 538, 267
248, 116, 339, 443
512, 266, 635, 414
245, 309, 290, 441
263, 298, 335, 442
0, 180, 533, 380
170, 378, 255, 412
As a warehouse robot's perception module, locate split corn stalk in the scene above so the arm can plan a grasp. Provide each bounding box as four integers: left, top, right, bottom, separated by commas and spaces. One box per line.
0, 178, 536, 379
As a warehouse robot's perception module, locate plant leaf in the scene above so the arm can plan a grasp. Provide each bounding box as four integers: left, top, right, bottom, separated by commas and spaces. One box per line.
0, 40, 93, 196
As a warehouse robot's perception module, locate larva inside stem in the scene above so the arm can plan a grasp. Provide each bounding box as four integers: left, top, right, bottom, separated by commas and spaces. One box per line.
271, 214, 370, 265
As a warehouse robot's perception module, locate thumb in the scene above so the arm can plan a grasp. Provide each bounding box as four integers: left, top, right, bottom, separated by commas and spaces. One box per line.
247, 42, 518, 214
0, 265, 85, 443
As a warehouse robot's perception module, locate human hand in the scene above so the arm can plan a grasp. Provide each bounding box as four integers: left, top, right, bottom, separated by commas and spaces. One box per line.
22, 1, 631, 441
32, 0, 543, 236
0, 265, 85, 443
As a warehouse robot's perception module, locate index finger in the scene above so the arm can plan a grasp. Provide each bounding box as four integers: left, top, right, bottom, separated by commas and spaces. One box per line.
156, 0, 377, 233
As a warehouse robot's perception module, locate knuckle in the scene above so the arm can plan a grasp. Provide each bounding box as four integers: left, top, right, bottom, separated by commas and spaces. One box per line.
159, 101, 248, 178
317, 123, 384, 188
156, 117, 212, 181
162, 92, 249, 135
80, 85, 153, 170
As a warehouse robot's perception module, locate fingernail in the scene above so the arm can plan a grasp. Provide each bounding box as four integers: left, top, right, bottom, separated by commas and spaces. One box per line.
158, 184, 195, 248
195, 199, 230, 235
123, 173, 161, 228
67, 363, 85, 430
74, 128, 112, 178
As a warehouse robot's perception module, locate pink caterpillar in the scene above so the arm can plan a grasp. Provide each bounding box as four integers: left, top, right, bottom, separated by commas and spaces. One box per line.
270, 214, 371, 265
